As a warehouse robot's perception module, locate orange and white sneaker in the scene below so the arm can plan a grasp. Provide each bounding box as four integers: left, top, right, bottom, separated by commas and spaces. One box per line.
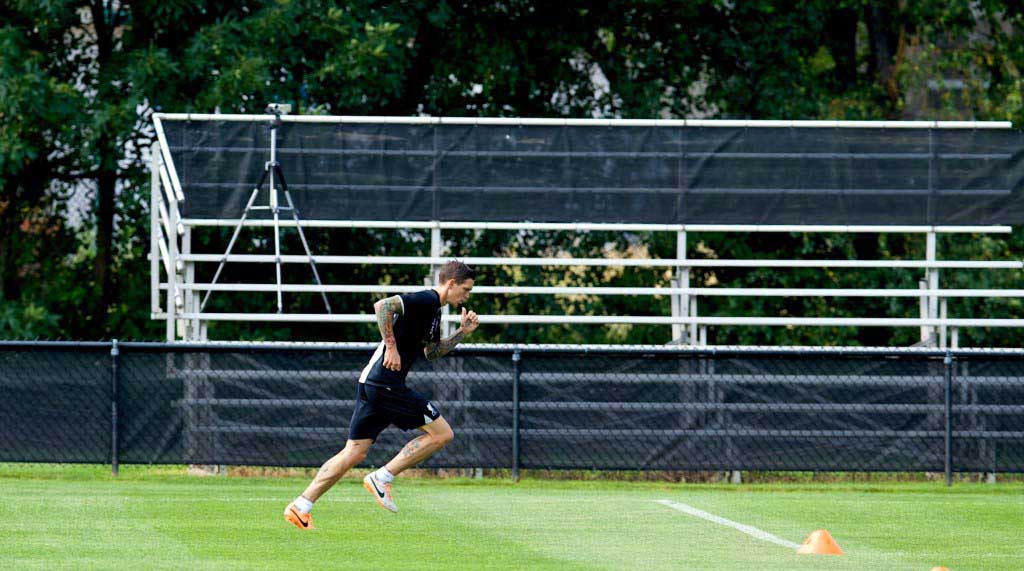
363, 473, 398, 513
283, 503, 314, 530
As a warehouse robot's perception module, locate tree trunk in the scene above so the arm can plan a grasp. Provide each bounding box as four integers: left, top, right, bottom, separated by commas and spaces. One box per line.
827, 7, 859, 90
94, 166, 116, 331
865, 2, 902, 112
379, 9, 443, 115
0, 181, 18, 301
90, 0, 118, 333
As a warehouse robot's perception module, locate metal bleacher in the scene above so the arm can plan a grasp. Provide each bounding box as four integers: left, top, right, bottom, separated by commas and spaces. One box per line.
147, 115, 1024, 476
150, 115, 1024, 347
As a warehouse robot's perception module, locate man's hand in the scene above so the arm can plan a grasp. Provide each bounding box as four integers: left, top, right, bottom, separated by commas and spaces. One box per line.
383, 343, 402, 371
460, 307, 479, 334
425, 309, 477, 361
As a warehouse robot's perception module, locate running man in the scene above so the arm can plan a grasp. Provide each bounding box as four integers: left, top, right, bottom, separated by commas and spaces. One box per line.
284, 260, 478, 529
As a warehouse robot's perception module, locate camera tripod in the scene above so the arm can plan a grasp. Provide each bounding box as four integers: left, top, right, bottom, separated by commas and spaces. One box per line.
200, 105, 331, 314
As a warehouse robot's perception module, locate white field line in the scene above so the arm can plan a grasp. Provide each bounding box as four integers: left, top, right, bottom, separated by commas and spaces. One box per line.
654, 499, 800, 549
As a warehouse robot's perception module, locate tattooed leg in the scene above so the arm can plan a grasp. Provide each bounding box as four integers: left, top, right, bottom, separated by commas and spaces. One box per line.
301, 439, 372, 502
385, 435, 425, 468
385, 417, 455, 475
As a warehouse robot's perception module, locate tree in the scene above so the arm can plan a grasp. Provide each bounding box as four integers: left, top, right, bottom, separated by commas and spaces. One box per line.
2, 1, 1023, 344
0, 11, 84, 337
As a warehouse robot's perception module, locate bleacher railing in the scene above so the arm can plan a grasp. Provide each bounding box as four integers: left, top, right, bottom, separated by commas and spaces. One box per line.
152, 213, 1024, 346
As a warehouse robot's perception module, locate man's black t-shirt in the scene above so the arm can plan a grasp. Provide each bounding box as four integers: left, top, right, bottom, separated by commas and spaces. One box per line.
360, 289, 442, 387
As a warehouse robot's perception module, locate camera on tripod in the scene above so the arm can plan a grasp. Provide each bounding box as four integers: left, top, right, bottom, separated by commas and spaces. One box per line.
201, 100, 331, 315
266, 103, 292, 115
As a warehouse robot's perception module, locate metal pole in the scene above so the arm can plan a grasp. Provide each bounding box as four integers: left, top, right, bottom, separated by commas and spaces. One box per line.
689, 297, 699, 345
512, 350, 522, 482
269, 118, 284, 313
167, 174, 181, 340
919, 279, 929, 344
927, 232, 939, 344
670, 278, 680, 342
944, 351, 953, 487
431, 226, 454, 337
150, 144, 161, 316
939, 299, 947, 348
674, 230, 687, 343
183, 228, 197, 339
110, 339, 120, 477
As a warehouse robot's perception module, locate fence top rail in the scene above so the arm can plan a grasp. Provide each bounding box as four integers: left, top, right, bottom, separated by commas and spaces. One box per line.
0, 341, 115, 350
153, 113, 1013, 129
177, 218, 1013, 234
6, 340, 1021, 357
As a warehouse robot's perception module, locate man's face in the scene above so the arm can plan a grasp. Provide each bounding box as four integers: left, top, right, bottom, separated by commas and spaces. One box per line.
448, 278, 474, 306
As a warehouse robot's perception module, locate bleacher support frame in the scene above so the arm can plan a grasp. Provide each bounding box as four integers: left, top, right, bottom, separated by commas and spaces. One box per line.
149, 116, 1024, 346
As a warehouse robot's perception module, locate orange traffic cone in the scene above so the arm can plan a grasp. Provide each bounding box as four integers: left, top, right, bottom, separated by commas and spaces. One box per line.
796, 529, 844, 555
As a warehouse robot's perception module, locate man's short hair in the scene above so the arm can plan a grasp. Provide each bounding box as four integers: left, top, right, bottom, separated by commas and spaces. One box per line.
438, 260, 475, 284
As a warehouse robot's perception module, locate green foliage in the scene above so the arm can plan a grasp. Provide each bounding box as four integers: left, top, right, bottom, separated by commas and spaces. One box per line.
3, 1, 1024, 344
0, 300, 61, 338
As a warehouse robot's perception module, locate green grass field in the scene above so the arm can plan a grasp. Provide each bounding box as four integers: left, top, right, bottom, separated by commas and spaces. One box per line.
1, 466, 1021, 570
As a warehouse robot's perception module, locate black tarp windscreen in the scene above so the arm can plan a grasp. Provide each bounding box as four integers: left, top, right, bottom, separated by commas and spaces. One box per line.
3, 345, 1023, 473
161, 120, 1024, 225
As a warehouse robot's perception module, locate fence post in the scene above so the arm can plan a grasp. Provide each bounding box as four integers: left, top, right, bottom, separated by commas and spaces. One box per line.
943, 351, 953, 487
110, 339, 120, 477
511, 349, 522, 483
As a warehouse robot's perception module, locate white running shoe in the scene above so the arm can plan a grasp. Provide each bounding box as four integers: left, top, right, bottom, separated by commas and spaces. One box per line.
363, 472, 398, 513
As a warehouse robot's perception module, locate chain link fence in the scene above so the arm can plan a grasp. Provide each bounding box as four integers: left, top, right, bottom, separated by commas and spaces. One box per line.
1, 342, 1022, 478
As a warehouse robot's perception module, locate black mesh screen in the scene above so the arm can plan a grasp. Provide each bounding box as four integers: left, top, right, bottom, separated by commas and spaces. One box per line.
2, 343, 1022, 472
161, 120, 1024, 225
0, 346, 110, 463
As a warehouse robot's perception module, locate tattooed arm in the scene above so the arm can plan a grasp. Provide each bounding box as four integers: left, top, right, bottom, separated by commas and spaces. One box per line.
374, 295, 404, 371
424, 307, 479, 361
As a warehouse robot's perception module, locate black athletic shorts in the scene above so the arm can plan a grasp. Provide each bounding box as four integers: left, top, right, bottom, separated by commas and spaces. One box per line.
347, 383, 442, 441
